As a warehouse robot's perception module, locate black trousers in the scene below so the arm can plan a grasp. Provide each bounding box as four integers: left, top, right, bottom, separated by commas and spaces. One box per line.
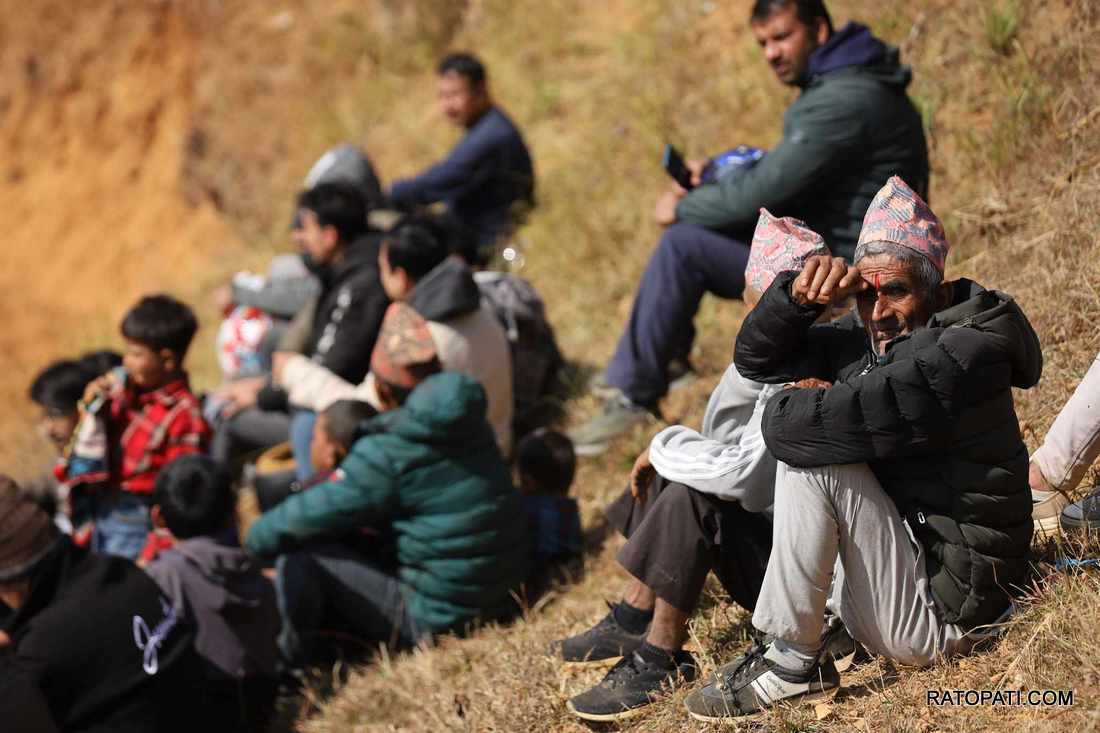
605, 476, 772, 614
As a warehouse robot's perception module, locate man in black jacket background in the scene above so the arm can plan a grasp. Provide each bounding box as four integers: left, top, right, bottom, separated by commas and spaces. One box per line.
212, 183, 390, 466
0, 476, 203, 733
681, 177, 1040, 721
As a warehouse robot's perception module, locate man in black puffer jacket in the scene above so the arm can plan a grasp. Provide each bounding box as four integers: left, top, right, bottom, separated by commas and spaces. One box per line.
682, 177, 1041, 722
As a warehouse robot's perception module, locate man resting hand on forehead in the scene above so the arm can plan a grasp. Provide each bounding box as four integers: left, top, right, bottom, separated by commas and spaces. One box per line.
680, 177, 1041, 721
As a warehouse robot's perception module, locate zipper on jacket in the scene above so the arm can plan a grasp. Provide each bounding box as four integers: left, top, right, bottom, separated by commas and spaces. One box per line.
917, 511, 926, 525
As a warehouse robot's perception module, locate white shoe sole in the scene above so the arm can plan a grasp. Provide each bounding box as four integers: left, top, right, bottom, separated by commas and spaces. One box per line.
685, 687, 838, 723
567, 699, 650, 722
561, 655, 622, 669
1033, 513, 1063, 537
572, 440, 610, 457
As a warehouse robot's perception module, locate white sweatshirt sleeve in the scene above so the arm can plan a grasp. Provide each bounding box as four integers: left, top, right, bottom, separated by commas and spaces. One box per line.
278, 354, 381, 413
648, 365, 780, 512
1033, 353, 1100, 493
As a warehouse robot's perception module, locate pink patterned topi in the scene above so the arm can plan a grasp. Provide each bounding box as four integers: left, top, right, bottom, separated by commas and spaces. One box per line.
745, 208, 831, 294
857, 176, 949, 273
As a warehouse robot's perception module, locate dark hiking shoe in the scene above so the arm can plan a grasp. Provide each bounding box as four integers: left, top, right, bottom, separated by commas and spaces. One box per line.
566, 648, 697, 722
683, 644, 839, 721
820, 619, 870, 673
549, 603, 647, 664
1061, 485, 1100, 533
568, 394, 655, 457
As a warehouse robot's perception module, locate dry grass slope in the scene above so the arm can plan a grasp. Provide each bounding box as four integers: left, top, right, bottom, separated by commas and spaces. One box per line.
1, 0, 1098, 730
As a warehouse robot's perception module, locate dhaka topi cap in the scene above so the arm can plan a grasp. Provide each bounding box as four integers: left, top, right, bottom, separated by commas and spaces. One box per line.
745, 208, 831, 294
857, 176, 949, 273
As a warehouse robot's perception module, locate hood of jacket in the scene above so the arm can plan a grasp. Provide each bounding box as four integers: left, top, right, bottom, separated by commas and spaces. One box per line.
369, 372, 490, 446
804, 22, 911, 89
168, 535, 270, 613
928, 278, 1043, 389
405, 257, 482, 323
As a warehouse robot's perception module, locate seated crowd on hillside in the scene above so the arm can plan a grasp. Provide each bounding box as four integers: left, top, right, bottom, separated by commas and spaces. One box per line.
3, 1, 1099, 730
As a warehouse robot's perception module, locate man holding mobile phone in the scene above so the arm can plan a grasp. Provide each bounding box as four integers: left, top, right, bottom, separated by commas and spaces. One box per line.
571, 0, 930, 455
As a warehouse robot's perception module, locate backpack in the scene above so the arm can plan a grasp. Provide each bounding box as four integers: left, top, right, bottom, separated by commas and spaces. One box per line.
473, 271, 563, 426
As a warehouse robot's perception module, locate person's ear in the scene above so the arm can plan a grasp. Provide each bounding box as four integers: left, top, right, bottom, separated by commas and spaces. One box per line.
323, 224, 341, 250
151, 505, 167, 529
815, 18, 830, 45
936, 280, 954, 311
159, 348, 178, 374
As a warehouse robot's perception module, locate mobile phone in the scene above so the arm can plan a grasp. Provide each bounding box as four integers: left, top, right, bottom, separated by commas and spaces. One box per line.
662, 144, 694, 190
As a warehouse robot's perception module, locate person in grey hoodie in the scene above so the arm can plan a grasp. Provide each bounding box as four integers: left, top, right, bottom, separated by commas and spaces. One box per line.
145, 456, 279, 733
557, 211, 831, 722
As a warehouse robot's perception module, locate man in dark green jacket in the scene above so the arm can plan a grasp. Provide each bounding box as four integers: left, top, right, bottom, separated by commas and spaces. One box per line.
571, 0, 929, 455
246, 303, 530, 664
680, 177, 1038, 722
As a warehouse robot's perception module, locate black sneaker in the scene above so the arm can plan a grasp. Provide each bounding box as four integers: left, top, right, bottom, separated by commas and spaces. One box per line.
820, 619, 870, 673
566, 649, 697, 722
683, 644, 839, 721
550, 603, 647, 664
1061, 485, 1100, 533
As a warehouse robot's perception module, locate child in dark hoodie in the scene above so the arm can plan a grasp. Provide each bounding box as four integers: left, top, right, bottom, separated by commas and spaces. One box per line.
515, 428, 582, 574
145, 455, 279, 733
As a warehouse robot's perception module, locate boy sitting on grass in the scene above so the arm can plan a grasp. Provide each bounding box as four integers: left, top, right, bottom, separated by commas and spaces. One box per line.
145, 455, 279, 733
515, 428, 582, 577
62, 295, 210, 560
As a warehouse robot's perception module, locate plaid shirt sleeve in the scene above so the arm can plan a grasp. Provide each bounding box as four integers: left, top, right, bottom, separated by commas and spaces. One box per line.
119, 393, 210, 495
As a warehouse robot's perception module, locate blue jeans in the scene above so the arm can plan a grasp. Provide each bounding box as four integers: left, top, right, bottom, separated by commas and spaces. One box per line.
275, 544, 421, 666
604, 223, 751, 406
90, 493, 152, 561
289, 410, 317, 482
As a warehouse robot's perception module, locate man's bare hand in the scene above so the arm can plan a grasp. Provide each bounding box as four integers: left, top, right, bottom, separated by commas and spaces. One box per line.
1029, 460, 1054, 494
630, 447, 656, 502
785, 377, 833, 390
686, 158, 708, 187
213, 376, 267, 418
791, 255, 866, 306
271, 351, 294, 383
654, 189, 685, 226
0, 630, 10, 648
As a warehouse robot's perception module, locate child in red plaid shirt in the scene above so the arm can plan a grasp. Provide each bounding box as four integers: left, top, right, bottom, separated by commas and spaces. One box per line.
67, 295, 210, 560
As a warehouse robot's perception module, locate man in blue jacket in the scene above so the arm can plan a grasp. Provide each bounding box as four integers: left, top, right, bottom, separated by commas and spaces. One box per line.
389, 53, 535, 261
570, 0, 929, 455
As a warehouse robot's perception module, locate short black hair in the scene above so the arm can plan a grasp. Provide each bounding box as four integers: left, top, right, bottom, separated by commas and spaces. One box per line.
321, 400, 378, 449
750, 0, 834, 34
152, 455, 235, 539
437, 52, 487, 88
383, 218, 451, 283
297, 182, 369, 244
79, 350, 123, 377
516, 428, 576, 496
120, 294, 199, 361
29, 360, 94, 412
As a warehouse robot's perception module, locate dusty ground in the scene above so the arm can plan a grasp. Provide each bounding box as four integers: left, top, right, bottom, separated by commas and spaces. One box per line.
3, 0, 1099, 730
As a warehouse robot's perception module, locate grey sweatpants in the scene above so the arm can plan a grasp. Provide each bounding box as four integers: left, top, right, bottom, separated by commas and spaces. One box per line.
753, 462, 976, 667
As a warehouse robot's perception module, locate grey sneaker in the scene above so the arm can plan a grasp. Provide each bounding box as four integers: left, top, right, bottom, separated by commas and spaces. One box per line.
1060, 486, 1100, 533
683, 644, 839, 721
568, 394, 654, 457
